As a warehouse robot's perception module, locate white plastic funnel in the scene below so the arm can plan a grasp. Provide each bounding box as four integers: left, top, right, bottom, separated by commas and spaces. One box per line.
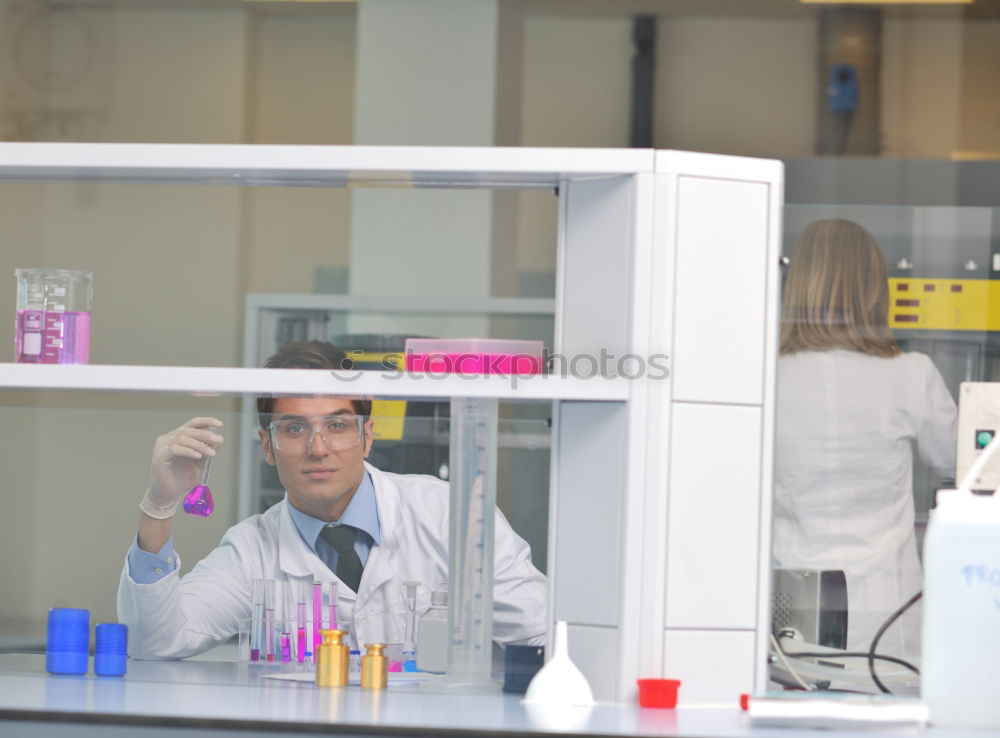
522, 621, 595, 707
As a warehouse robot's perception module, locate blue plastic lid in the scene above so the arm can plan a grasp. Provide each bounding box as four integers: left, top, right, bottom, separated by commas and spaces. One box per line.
95, 623, 128, 652
46, 608, 90, 675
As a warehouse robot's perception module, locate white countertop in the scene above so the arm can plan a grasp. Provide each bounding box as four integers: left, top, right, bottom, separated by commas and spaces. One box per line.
0, 653, 979, 738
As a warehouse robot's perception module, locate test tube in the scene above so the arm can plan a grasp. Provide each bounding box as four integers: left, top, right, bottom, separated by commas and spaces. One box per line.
402, 580, 419, 671
250, 579, 264, 662
280, 625, 292, 663
329, 581, 338, 630
264, 580, 276, 663
312, 581, 322, 658
296, 581, 307, 664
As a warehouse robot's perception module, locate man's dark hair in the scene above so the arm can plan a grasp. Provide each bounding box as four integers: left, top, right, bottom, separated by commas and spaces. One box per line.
256, 340, 372, 428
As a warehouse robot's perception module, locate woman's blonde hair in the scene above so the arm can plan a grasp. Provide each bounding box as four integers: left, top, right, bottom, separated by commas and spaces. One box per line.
780, 218, 900, 357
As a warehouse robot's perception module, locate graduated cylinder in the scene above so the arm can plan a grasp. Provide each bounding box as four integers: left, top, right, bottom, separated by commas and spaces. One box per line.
447, 397, 498, 685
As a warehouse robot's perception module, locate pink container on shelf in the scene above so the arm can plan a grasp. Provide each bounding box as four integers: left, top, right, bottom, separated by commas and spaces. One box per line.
404, 338, 544, 376
14, 268, 93, 365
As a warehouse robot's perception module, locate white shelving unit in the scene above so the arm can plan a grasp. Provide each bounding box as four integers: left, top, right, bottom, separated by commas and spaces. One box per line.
0, 143, 783, 706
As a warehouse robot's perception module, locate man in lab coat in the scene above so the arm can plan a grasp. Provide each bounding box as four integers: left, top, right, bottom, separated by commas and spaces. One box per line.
117, 340, 547, 659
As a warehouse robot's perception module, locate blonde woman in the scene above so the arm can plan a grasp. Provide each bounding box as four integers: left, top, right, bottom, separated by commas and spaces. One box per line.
774, 219, 956, 663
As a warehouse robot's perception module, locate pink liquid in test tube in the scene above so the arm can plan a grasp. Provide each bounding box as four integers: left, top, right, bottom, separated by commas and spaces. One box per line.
297, 602, 306, 664
281, 632, 291, 663
312, 581, 322, 656
265, 608, 274, 662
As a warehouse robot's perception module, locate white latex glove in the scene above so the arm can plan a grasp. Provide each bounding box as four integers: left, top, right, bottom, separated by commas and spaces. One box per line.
140, 417, 224, 519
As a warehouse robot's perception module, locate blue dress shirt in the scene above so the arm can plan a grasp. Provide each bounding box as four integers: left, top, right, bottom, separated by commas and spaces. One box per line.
287, 471, 381, 571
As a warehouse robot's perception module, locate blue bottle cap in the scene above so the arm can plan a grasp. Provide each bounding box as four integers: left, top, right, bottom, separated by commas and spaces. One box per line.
46, 608, 90, 675
94, 623, 128, 677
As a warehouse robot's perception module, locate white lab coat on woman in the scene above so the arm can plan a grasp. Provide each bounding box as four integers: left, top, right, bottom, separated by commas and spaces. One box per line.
118, 463, 547, 659
773, 349, 956, 661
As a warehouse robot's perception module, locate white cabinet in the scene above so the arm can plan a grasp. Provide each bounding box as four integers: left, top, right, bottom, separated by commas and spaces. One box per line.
0, 143, 782, 705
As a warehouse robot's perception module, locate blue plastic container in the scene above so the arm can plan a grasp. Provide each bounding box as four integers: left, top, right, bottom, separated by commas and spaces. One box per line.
46, 608, 90, 675
94, 623, 128, 677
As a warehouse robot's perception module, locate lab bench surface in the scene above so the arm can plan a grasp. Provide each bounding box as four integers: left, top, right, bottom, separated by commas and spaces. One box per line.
0, 653, 979, 738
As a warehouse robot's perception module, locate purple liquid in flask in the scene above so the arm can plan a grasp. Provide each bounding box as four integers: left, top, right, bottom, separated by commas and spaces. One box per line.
183, 454, 215, 517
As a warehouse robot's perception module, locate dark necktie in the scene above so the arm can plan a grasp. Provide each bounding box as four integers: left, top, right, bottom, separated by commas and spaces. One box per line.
320, 525, 364, 593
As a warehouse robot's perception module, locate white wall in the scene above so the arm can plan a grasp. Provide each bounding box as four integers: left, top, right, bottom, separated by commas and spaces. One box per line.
245, 5, 356, 294
516, 14, 631, 276
655, 16, 817, 158
959, 21, 1000, 157
882, 17, 963, 158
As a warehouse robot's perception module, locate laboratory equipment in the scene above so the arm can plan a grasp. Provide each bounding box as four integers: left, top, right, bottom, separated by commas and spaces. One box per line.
250, 579, 264, 662
446, 396, 499, 688
771, 568, 847, 649
401, 580, 419, 672
636, 678, 680, 709
280, 623, 291, 663
523, 621, 594, 707
416, 590, 448, 673
502, 645, 544, 694
404, 338, 544, 375
361, 644, 388, 690
328, 581, 338, 630
46, 607, 90, 675
264, 580, 276, 663
94, 623, 128, 677
182, 451, 215, 517
405, 337, 539, 688
922, 430, 1000, 729
316, 630, 349, 687
312, 580, 322, 658
15, 268, 92, 364
349, 649, 361, 673
296, 581, 308, 663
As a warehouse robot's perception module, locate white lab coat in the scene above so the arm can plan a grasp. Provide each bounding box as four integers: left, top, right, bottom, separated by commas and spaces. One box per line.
773, 350, 956, 661
118, 463, 548, 659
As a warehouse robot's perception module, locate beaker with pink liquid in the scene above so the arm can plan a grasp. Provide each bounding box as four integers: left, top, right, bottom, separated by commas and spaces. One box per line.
15, 269, 92, 364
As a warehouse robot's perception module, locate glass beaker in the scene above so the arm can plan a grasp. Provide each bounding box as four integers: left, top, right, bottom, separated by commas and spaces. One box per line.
15, 268, 93, 364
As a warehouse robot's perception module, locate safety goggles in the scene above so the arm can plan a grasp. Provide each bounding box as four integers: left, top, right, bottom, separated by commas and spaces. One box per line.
268, 413, 365, 453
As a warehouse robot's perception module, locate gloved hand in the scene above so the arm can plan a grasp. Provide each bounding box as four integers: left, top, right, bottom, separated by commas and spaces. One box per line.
140, 417, 224, 519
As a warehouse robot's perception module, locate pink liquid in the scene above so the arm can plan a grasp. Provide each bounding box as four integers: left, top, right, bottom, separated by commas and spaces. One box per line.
15, 310, 90, 364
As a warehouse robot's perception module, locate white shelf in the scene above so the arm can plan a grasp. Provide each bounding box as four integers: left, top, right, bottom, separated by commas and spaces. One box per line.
246, 293, 555, 315
0, 143, 654, 189
0, 363, 628, 402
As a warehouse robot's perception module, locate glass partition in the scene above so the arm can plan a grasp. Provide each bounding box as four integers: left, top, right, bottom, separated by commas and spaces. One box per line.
771, 204, 998, 693
0, 392, 551, 663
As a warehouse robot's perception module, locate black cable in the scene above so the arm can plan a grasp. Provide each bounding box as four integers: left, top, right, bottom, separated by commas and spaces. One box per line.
867, 591, 923, 694
787, 650, 919, 675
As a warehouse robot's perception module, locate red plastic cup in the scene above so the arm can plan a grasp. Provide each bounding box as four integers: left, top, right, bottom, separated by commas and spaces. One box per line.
637, 678, 681, 708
